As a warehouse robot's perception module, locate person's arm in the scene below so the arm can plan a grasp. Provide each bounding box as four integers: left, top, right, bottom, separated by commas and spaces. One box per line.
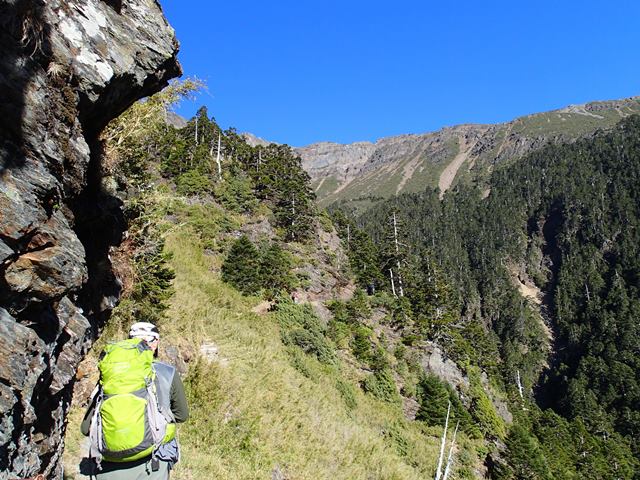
170, 372, 189, 423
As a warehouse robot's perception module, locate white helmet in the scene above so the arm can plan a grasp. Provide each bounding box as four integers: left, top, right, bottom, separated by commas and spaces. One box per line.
129, 322, 160, 343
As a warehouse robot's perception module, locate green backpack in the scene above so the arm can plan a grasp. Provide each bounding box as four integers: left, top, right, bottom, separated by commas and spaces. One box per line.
89, 338, 169, 463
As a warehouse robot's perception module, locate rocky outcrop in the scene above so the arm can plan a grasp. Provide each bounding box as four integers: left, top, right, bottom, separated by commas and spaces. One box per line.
242, 132, 275, 148
0, 1, 180, 478
419, 343, 513, 424
296, 141, 375, 184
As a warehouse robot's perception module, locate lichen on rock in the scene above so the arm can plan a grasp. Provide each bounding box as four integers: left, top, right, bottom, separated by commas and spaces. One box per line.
0, 0, 181, 477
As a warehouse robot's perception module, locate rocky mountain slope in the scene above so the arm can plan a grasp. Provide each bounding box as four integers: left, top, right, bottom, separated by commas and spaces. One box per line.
0, 1, 179, 478
297, 97, 640, 208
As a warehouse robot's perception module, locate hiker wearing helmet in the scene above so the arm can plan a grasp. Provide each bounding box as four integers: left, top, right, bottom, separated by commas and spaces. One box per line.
80, 322, 189, 479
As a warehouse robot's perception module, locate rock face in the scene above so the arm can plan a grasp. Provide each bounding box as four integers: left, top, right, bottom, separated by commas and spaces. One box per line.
0, 1, 180, 478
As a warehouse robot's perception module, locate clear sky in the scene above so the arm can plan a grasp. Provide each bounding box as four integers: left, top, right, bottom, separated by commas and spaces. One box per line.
159, 0, 640, 146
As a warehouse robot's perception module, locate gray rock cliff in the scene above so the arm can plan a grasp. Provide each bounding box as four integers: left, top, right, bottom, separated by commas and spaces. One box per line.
0, 0, 180, 477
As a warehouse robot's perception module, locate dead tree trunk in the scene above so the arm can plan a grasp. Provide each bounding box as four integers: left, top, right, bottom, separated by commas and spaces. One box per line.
442, 421, 459, 480
389, 268, 397, 297
516, 370, 524, 400
216, 133, 222, 180
435, 401, 451, 480
291, 196, 296, 240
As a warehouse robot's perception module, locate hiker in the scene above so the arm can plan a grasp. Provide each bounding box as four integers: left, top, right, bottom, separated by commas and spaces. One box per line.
80, 322, 189, 479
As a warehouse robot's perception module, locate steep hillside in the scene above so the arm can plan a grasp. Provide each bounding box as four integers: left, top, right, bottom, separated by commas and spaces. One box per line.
298, 97, 640, 209
63, 195, 484, 479
60, 104, 640, 479
60, 100, 498, 479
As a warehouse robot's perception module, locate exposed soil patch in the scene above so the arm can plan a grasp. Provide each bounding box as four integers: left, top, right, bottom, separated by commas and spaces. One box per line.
438, 136, 477, 198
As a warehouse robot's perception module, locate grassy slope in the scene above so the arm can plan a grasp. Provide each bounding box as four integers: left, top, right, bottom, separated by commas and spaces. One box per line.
64, 197, 482, 479
163, 230, 437, 479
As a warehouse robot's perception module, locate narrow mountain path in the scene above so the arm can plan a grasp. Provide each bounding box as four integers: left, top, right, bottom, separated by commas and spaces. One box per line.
438, 136, 477, 198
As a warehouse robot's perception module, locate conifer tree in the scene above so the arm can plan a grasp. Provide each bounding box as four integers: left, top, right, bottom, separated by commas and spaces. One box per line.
497, 425, 553, 480
416, 374, 450, 426
259, 243, 294, 299
222, 235, 261, 295
409, 254, 459, 340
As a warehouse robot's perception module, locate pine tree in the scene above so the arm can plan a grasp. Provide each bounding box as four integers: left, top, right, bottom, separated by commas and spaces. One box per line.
416, 374, 450, 426
500, 425, 553, 480
259, 243, 294, 299
221, 235, 261, 295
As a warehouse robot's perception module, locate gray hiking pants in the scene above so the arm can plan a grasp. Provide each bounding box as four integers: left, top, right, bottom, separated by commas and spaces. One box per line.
91, 459, 169, 480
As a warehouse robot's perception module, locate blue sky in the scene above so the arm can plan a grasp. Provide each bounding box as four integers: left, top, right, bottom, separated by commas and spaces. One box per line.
160, 0, 640, 146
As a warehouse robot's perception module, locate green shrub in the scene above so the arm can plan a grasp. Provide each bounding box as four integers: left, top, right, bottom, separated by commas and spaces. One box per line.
348, 289, 372, 320
109, 198, 175, 328
383, 424, 411, 458
214, 172, 258, 213
286, 347, 318, 380
222, 237, 295, 298
318, 210, 334, 232
283, 328, 336, 365
275, 299, 337, 365
492, 425, 553, 480
273, 298, 318, 330
259, 243, 295, 299
468, 370, 506, 439
166, 202, 240, 251
327, 320, 351, 349
336, 379, 358, 410
351, 325, 373, 364
370, 346, 390, 372
401, 333, 420, 346
394, 344, 406, 360
327, 300, 350, 323
362, 368, 400, 404
176, 170, 212, 196
416, 374, 479, 438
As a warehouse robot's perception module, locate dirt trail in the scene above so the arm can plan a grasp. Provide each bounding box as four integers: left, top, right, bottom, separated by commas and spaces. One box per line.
438, 136, 477, 199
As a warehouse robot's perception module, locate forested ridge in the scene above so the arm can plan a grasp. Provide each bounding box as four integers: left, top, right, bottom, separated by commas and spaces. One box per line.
332, 115, 640, 477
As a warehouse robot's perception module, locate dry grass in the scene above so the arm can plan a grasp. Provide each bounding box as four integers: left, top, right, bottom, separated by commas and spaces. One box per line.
160, 231, 449, 479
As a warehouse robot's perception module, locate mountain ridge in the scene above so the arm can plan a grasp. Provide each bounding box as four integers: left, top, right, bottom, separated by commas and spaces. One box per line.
293, 96, 640, 207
